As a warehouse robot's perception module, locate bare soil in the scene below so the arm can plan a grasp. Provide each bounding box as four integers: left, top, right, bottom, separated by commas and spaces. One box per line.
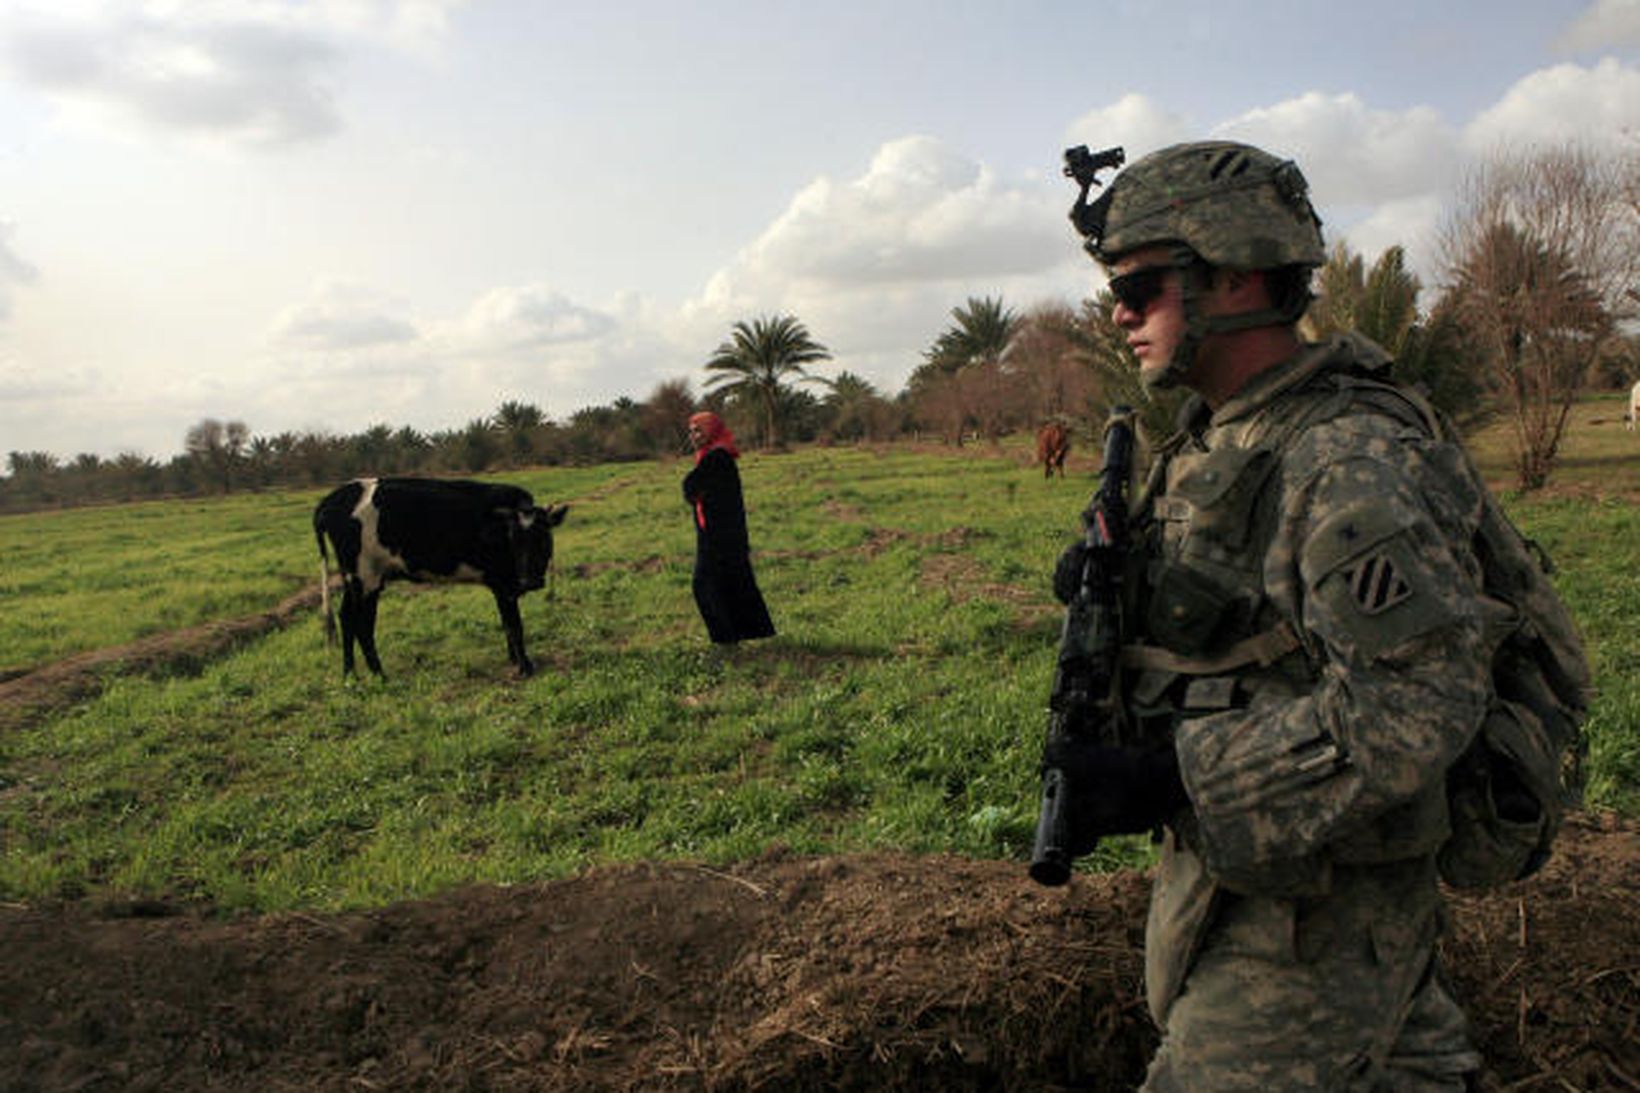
0, 815, 1635, 1092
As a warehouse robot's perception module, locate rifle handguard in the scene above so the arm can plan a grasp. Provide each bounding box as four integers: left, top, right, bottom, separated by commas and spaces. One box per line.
1029, 407, 1136, 886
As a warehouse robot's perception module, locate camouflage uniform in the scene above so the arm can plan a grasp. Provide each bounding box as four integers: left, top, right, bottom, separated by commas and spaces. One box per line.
1130, 333, 1490, 1090
1052, 140, 1501, 1087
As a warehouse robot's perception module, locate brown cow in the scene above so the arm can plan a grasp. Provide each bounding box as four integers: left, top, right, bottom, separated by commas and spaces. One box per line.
1036, 421, 1070, 479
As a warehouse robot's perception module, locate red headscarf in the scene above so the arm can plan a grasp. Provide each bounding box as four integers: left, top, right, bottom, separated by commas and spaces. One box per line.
687, 411, 740, 531
689, 411, 740, 464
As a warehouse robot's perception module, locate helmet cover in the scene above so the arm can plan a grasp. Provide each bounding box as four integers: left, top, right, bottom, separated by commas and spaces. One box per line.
1090, 141, 1325, 270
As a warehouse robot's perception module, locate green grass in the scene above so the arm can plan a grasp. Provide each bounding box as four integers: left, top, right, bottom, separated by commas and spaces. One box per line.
0, 492, 315, 673
1510, 495, 1640, 815
0, 430, 1636, 914
0, 466, 637, 675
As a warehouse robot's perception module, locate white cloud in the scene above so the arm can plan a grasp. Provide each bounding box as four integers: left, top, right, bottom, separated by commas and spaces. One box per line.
1063, 93, 1192, 164
378, 0, 470, 57
1330, 194, 1447, 286
0, 357, 94, 401
709, 136, 1063, 293
244, 278, 674, 440
1063, 89, 1460, 210
270, 278, 418, 350
1554, 0, 1640, 54
270, 279, 621, 369
449, 285, 618, 353
271, 0, 471, 56
1464, 58, 1640, 155
676, 135, 1084, 394
0, 1, 469, 147
1212, 92, 1460, 206
1, 11, 340, 145
0, 221, 39, 320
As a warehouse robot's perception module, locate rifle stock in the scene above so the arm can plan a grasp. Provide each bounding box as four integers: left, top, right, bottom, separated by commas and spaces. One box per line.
1029, 407, 1136, 887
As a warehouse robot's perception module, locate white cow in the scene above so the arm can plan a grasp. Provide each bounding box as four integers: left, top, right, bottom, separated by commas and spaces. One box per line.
1628, 380, 1640, 431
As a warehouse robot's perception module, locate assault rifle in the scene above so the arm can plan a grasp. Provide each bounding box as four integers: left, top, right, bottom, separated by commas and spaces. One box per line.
1029, 406, 1137, 887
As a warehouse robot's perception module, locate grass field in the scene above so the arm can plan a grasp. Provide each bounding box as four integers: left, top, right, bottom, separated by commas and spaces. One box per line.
1, 407, 1637, 914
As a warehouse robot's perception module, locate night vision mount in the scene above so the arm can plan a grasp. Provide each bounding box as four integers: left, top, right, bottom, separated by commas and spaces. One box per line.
1063, 144, 1125, 252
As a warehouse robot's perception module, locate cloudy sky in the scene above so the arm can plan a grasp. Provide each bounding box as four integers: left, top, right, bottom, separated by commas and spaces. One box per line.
0, 0, 1637, 462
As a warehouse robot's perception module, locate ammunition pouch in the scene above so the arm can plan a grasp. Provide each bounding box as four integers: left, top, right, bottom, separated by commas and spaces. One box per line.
1164, 446, 1278, 554
1438, 699, 1556, 889
1147, 562, 1240, 655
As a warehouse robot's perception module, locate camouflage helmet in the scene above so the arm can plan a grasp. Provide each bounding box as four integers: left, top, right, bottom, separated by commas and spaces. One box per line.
1088, 141, 1325, 269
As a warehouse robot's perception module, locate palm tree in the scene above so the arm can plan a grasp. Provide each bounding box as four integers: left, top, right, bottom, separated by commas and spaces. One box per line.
901, 297, 1024, 443
457, 417, 501, 473
493, 400, 546, 432
822, 371, 886, 441
704, 314, 832, 448
349, 424, 395, 475
1358, 245, 1421, 358
493, 400, 547, 466
921, 295, 1021, 376
1304, 241, 1421, 358
1305, 241, 1366, 342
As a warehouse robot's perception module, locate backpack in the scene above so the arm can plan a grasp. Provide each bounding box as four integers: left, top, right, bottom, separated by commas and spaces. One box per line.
1315, 362, 1592, 888
1435, 464, 1592, 889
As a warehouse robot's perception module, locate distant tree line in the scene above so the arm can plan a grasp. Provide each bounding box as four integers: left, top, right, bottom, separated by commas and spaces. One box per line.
0, 368, 901, 513
3, 143, 1635, 513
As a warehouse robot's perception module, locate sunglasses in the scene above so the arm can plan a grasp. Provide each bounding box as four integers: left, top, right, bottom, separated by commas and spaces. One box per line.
1107, 265, 1175, 315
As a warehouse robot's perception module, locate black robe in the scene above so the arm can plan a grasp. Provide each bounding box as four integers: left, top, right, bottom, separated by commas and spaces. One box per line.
682, 448, 775, 643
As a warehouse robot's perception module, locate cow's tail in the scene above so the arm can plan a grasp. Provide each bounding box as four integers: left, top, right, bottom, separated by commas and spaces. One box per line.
315, 519, 337, 645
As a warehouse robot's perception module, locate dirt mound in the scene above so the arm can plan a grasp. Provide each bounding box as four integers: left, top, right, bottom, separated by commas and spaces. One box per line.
2, 816, 1635, 1092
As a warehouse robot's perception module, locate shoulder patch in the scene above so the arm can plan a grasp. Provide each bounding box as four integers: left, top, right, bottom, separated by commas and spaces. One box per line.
1302, 496, 1462, 661
1300, 496, 1404, 587
1344, 551, 1412, 616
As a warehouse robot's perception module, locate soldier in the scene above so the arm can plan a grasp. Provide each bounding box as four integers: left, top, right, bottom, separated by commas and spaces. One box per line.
1048, 141, 1506, 1090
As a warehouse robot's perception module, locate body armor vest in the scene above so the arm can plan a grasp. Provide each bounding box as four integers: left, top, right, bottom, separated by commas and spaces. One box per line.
1126, 337, 1463, 882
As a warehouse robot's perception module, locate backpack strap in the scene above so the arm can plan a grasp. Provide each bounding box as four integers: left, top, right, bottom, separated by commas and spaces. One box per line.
1121, 620, 1301, 676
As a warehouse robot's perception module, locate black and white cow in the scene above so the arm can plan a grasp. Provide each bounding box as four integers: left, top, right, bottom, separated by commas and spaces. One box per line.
313, 477, 569, 677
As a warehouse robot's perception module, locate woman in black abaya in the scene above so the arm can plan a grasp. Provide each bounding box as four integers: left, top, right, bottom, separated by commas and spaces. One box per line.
682, 412, 776, 644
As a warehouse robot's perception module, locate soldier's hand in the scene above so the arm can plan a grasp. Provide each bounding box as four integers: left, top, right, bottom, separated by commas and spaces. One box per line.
1042, 737, 1188, 841
1052, 540, 1091, 604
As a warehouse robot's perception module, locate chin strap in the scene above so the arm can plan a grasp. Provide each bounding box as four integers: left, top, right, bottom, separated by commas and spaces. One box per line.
1142, 248, 1209, 391
1142, 250, 1313, 391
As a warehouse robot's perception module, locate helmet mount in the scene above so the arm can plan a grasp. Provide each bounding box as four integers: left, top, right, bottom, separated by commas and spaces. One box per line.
1063, 144, 1126, 250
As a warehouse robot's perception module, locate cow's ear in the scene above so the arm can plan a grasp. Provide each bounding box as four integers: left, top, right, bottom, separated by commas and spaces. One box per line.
547, 503, 569, 526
